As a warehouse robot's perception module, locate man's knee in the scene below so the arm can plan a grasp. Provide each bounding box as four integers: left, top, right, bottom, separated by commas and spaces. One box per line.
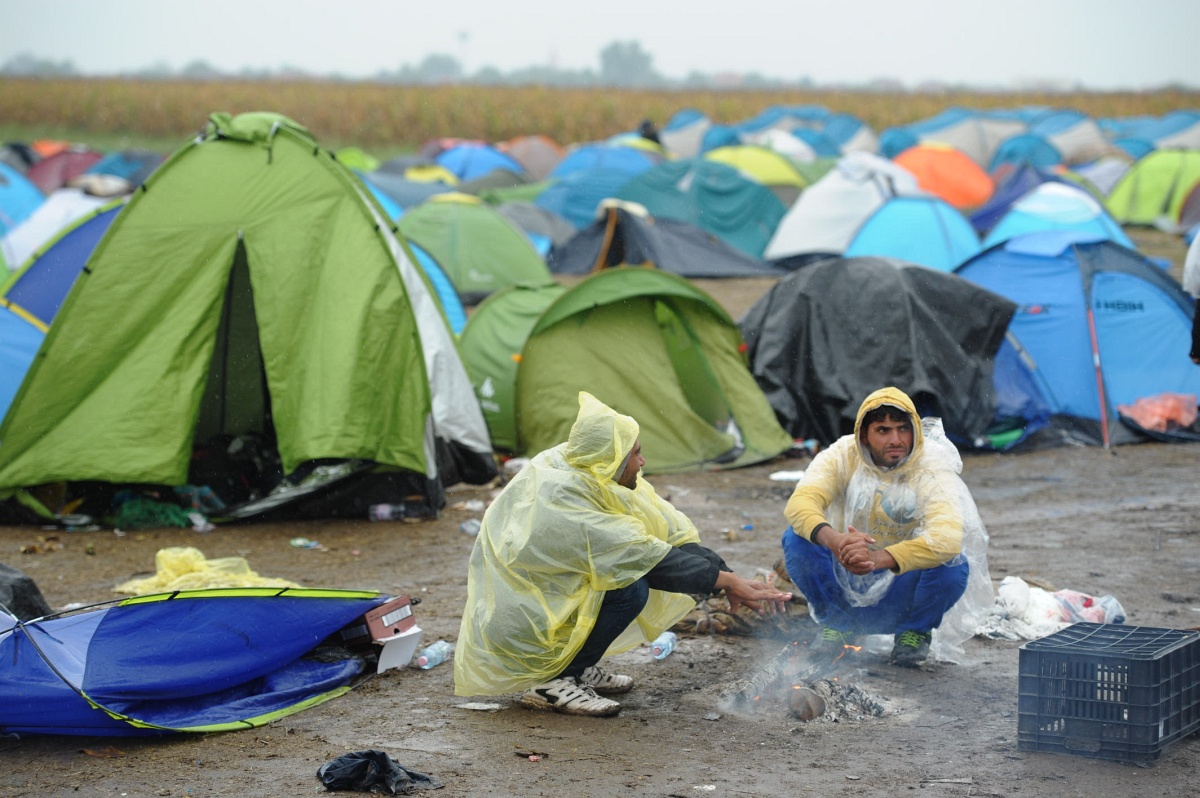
606, 577, 650, 614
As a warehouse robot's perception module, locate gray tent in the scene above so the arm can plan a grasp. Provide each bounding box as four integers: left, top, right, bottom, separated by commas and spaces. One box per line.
740, 256, 1015, 445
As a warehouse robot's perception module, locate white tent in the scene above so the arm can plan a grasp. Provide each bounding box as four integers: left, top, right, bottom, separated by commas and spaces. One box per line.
763, 152, 926, 260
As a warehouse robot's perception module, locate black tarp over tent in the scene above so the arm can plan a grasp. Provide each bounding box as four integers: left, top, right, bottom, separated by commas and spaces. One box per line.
739, 256, 1016, 445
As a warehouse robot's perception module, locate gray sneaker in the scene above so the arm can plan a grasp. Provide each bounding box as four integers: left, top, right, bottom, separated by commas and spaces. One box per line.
576, 665, 634, 695
520, 677, 621, 716
891, 630, 932, 667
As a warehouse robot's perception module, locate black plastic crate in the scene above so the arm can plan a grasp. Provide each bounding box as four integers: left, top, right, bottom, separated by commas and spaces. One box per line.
1018, 623, 1200, 763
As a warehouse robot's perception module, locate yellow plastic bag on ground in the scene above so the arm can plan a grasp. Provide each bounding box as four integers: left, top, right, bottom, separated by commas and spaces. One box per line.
114, 546, 303, 594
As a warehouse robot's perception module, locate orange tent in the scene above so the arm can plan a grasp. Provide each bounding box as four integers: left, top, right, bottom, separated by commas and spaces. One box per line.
893, 143, 994, 210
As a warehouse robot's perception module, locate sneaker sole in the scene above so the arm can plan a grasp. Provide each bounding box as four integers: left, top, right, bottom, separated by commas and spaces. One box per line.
519, 693, 621, 717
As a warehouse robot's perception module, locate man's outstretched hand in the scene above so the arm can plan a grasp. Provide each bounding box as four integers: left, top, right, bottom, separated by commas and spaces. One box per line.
715, 571, 792, 615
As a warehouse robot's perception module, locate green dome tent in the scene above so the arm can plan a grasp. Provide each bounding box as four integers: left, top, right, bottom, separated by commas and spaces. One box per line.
0, 112, 495, 521
459, 269, 792, 473
1105, 149, 1200, 232
397, 192, 554, 305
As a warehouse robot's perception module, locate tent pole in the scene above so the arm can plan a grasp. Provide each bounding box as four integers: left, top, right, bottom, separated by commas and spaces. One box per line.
1085, 306, 1110, 448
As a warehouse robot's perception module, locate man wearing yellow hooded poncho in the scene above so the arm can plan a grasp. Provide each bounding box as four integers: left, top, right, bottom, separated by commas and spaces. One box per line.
782, 387, 993, 669
455, 392, 790, 716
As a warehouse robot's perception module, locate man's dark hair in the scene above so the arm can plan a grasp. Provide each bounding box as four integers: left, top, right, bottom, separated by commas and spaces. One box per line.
861, 404, 911, 431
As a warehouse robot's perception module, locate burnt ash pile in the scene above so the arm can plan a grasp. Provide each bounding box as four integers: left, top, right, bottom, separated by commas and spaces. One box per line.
718, 640, 891, 722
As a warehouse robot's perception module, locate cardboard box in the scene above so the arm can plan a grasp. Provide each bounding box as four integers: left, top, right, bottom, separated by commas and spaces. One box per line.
332, 595, 417, 649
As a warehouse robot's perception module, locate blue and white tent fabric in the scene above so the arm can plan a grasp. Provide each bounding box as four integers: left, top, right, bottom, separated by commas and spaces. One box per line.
0, 188, 109, 270
843, 196, 981, 272
982, 183, 1133, 249
1, 200, 123, 327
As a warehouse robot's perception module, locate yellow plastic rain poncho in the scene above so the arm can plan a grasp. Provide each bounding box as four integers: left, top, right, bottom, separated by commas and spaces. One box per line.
454, 392, 701, 696
784, 387, 993, 663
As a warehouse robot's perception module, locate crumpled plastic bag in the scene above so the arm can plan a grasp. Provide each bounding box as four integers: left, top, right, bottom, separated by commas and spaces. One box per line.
114, 546, 303, 595
977, 576, 1126, 640
1117, 392, 1198, 432
317, 750, 443, 795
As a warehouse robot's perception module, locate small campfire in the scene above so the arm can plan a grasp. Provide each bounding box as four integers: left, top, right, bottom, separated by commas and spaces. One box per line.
719, 641, 888, 723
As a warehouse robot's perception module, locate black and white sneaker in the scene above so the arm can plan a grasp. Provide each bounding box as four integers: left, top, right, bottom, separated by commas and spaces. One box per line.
520, 677, 621, 716
576, 665, 634, 695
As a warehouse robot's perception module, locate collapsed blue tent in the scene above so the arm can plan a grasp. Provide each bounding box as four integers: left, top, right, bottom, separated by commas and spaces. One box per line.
0, 588, 387, 736
956, 230, 1200, 446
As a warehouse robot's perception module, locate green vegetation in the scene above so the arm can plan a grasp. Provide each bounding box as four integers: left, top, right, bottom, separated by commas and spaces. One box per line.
2, 78, 1197, 155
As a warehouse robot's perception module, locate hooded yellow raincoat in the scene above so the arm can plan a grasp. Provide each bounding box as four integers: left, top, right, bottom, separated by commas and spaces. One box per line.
785, 387, 963, 573
454, 393, 701, 696
784, 387, 992, 662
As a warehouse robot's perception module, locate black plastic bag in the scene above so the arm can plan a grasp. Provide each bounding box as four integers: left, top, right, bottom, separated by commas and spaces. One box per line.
317, 750, 443, 794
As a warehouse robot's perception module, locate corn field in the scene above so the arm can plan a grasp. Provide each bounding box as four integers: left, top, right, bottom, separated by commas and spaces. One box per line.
1, 77, 1197, 152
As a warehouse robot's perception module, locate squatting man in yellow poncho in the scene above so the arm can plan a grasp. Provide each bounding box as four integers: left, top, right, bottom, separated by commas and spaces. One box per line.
781, 387, 992, 668
455, 392, 792, 717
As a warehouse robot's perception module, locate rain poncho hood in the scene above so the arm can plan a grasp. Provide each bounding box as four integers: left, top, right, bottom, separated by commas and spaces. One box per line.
785, 387, 993, 662
455, 392, 700, 695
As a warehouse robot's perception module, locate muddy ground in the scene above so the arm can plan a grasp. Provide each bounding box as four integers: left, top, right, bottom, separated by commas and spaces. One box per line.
2, 230, 1198, 797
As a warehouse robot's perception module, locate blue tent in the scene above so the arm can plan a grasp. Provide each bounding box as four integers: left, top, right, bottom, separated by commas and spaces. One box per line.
548, 144, 657, 180
0, 301, 44, 421
955, 230, 1200, 446
970, 164, 1075, 235
359, 170, 452, 212
988, 134, 1063, 172
435, 144, 524, 182
83, 150, 165, 184
1, 201, 122, 326
355, 171, 406, 221
613, 159, 785, 257
534, 167, 641, 230
0, 162, 44, 239
843, 196, 981, 272
406, 241, 468, 335
982, 184, 1133, 249
0, 588, 387, 736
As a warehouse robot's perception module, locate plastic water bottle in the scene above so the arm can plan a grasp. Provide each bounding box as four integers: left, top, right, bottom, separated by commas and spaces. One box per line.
415, 640, 454, 669
650, 631, 678, 660
368, 503, 407, 522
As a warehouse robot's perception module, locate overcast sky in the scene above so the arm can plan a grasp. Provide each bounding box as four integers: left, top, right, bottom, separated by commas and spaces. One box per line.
4, 0, 1197, 89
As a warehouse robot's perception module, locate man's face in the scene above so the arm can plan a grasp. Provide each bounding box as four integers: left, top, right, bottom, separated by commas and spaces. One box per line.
864, 417, 914, 468
617, 440, 644, 489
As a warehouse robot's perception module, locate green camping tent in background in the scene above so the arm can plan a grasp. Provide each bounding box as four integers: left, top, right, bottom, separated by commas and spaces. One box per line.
0, 111, 495, 520
397, 192, 554, 304
1105, 149, 1200, 231
459, 268, 793, 473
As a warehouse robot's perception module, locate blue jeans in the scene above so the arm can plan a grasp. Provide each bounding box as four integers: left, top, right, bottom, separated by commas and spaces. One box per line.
560, 577, 649, 679
781, 528, 968, 635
